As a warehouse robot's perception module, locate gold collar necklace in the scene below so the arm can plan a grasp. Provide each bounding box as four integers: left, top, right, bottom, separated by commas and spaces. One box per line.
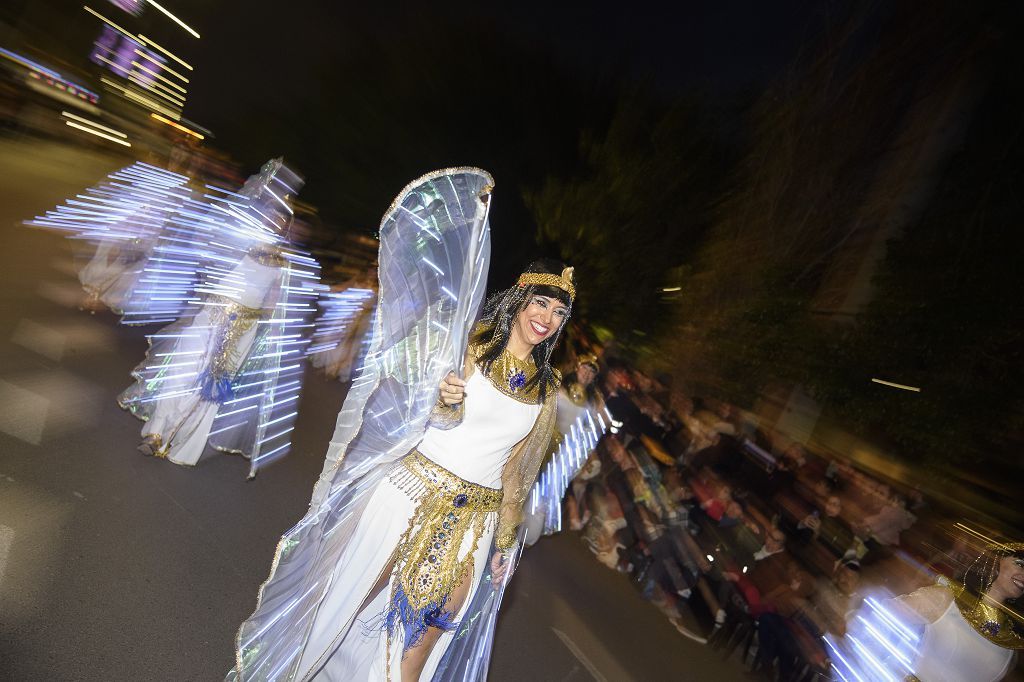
480, 347, 541, 405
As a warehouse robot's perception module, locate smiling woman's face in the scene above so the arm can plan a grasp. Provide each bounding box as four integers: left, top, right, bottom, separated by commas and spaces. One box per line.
512, 294, 568, 348
990, 554, 1024, 602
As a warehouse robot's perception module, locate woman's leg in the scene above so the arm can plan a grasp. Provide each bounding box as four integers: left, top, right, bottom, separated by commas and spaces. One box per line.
398, 567, 475, 681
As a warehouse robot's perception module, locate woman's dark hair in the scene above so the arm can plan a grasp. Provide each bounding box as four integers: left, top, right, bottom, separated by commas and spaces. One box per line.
471, 258, 573, 402
957, 546, 1024, 637
960, 547, 1024, 604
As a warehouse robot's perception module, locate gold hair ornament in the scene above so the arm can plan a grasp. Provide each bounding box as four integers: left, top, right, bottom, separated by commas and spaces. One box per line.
517, 266, 576, 300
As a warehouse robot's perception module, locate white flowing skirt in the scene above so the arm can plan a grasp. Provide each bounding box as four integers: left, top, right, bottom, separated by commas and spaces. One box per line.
295, 475, 497, 681
135, 309, 261, 466
78, 239, 146, 312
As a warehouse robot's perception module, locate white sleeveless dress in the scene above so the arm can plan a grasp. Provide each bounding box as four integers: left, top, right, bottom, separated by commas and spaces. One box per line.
913, 600, 1014, 682
295, 370, 540, 681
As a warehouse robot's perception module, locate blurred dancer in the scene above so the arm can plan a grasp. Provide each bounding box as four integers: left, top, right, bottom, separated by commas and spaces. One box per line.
831, 541, 1022, 681
307, 266, 378, 381
229, 169, 572, 682
556, 354, 603, 433
119, 160, 319, 476
26, 163, 194, 321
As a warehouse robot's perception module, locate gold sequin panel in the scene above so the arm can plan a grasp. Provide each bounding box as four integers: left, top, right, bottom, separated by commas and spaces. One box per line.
206, 294, 264, 376
387, 450, 502, 614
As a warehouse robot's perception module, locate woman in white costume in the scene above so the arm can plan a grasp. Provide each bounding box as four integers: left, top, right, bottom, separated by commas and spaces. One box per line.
899, 542, 1022, 681
228, 168, 575, 681
308, 267, 378, 382
119, 160, 318, 476
829, 540, 1022, 681
26, 162, 194, 321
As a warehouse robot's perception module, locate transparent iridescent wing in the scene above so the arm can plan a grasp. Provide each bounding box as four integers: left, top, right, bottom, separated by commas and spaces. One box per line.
229, 167, 493, 681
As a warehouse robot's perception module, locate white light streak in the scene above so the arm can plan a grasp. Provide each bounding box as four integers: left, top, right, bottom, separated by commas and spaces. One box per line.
61, 111, 127, 138
138, 34, 194, 70
83, 6, 135, 39
131, 60, 187, 93
134, 49, 189, 82
870, 378, 921, 392
65, 121, 132, 147
146, 0, 201, 39
421, 257, 444, 276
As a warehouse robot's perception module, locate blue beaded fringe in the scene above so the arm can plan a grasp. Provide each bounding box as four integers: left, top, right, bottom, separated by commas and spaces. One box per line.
384, 581, 458, 652
198, 369, 235, 403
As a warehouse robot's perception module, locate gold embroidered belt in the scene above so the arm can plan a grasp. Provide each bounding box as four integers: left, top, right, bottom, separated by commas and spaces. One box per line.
384, 450, 501, 650
206, 295, 263, 375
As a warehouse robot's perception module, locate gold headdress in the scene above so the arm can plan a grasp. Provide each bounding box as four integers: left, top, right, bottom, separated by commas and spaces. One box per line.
517, 266, 575, 301
577, 353, 599, 369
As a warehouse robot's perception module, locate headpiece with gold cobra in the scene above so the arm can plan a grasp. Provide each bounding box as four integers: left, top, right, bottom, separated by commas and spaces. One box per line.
472, 260, 576, 403
952, 541, 1024, 650
517, 266, 575, 301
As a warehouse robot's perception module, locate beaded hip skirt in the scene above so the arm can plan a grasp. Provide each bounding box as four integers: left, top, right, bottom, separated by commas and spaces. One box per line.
382, 450, 502, 652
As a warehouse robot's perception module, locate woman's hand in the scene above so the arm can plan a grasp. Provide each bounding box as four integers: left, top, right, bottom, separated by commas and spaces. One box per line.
490, 550, 510, 588
438, 371, 466, 406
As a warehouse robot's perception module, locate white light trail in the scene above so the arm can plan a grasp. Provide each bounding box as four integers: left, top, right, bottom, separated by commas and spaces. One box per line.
134, 49, 189, 82
871, 378, 921, 392
65, 120, 132, 147
138, 34, 193, 70
146, 0, 201, 39
83, 6, 135, 39
61, 111, 127, 138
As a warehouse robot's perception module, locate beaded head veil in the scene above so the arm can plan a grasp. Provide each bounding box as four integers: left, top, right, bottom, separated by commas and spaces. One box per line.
471, 260, 575, 402
953, 541, 1024, 649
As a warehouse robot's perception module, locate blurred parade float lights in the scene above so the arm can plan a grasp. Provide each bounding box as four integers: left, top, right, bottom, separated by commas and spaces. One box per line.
1, 47, 100, 109
61, 110, 131, 146
85, 0, 198, 123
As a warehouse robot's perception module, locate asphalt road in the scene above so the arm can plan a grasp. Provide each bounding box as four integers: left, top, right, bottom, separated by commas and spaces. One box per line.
0, 138, 745, 682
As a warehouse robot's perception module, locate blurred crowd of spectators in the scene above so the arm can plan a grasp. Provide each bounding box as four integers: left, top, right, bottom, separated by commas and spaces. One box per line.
555, 348, 971, 681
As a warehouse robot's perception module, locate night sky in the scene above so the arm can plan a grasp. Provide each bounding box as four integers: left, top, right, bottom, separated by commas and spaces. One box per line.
7, 0, 846, 278
181, 1, 843, 274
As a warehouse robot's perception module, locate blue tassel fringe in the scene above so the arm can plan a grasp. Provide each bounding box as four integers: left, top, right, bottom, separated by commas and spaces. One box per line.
198, 369, 235, 403
384, 581, 458, 652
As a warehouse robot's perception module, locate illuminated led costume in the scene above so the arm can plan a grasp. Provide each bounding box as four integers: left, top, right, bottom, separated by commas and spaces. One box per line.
307, 271, 378, 382
228, 168, 572, 681
523, 354, 608, 545
827, 541, 1022, 682
118, 160, 321, 477
26, 162, 196, 323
